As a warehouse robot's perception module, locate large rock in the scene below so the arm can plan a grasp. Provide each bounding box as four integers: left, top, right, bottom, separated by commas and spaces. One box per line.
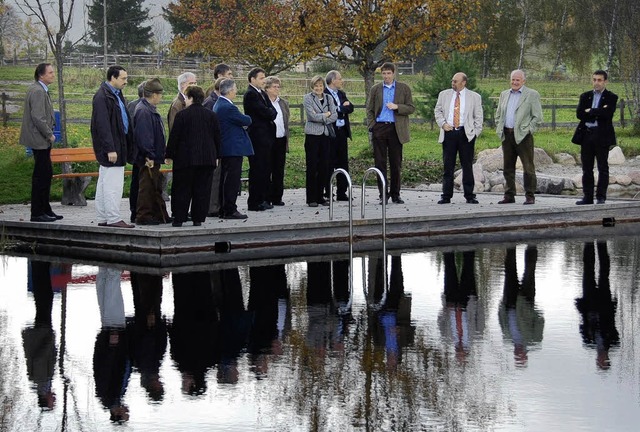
516, 148, 553, 169
613, 174, 632, 186
476, 148, 503, 171
555, 153, 577, 166
608, 146, 625, 165
531, 174, 566, 195
629, 171, 640, 185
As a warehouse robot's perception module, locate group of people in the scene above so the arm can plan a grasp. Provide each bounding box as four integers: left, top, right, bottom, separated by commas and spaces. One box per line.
435, 68, 617, 206
19, 62, 618, 227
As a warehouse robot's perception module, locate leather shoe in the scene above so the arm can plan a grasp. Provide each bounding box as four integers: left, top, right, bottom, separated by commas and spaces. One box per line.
193, 221, 202, 226
523, 197, 535, 205
272, 201, 285, 206
261, 201, 274, 210
319, 201, 330, 206
466, 198, 479, 204
308, 202, 318, 207
596, 199, 606, 204
172, 221, 183, 227
98, 222, 107, 226
392, 196, 404, 204
106, 220, 135, 228
248, 204, 267, 211
576, 198, 594, 205
30, 214, 56, 222
498, 196, 515, 204
336, 195, 349, 202
438, 198, 451, 204
207, 211, 219, 217
136, 219, 161, 225
46, 212, 64, 220
224, 211, 248, 220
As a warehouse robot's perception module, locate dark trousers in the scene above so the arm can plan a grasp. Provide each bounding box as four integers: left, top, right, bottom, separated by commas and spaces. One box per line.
31, 147, 53, 217
372, 123, 403, 198
502, 130, 536, 198
129, 163, 140, 221
304, 134, 330, 204
221, 156, 243, 216
269, 136, 287, 204
327, 126, 349, 197
136, 164, 170, 223
580, 129, 610, 200
442, 129, 475, 200
171, 166, 214, 223
247, 139, 272, 208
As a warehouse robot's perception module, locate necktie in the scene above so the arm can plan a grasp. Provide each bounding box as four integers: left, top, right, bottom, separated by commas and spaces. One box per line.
453, 92, 460, 129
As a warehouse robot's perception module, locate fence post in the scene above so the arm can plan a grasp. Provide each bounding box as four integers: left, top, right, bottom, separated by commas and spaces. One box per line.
620, 99, 625, 128
1, 92, 6, 127
551, 103, 556, 131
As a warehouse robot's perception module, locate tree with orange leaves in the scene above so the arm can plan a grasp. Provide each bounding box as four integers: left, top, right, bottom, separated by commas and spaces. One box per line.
166, 0, 322, 74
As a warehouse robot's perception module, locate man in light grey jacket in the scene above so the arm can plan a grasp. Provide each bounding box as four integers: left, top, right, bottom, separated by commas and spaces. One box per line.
20, 63, 59, 222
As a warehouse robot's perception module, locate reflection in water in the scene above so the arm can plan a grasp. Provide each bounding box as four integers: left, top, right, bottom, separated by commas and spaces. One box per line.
130, 273, 167, 401
22, 260, 57, 410
169, 271, 219, 394
575, 241, 620, 370
93, 267, 131, 423
498, 245, 544, 367
3, 238, 640, 430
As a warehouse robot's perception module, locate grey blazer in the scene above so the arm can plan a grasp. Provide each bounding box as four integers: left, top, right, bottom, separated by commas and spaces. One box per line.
303, 92, 337, 136
434, 88, 483, 143
495, 85, 543, 144
19, 82, 55, 150
277, 97, 291, 152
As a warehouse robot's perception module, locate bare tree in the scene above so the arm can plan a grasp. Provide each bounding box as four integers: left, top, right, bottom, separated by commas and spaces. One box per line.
15, 0, 76, 150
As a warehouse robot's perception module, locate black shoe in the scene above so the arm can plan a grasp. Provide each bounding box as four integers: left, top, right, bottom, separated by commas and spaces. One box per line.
193, 221, 202, 226
130, 214, 136, 223
336, 195, 349, 202
30, 214, 56, 222
223, 211, 248, 219
576, 198, 594, 205
498, 196, 515, 204
248, 204, 267, 211
466, 198, 479, 204
596, 198, 606, 204
207, 211, 219, 217
392, 196, 404, 204
272, 201, 285, 206
438, 198, 451, 204
46, 212, 63, 220
164, 216, 174, 223
172, 221, 183, 227
136, 219, 161, 225
319, 201, 330, 206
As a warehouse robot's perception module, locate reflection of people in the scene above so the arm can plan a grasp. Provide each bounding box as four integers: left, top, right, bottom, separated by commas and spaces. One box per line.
130, 273, 167, 401
248, 265, 289, 377
306, 262, 343, 356
368, 256, 413, 370
22, 260, 57, 410
93, 267, 131, 423
575, 70, 618, 205
498, 246, 544, 367
169, 271, 219, 395
441, 251, 477, 361
494, 70, 543, 205
575, 242, 619, 369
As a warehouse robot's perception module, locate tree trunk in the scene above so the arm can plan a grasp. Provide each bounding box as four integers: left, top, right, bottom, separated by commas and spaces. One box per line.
551, 6, 568, 74
518, 10, 529, 70
605, 0, 618, 72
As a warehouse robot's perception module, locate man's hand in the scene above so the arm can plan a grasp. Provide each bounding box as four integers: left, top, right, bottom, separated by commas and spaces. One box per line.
386, 102, 398, 110
164, 158, 172, 165
107, 152, 117, 163
48, 134, 56, 143
442, 123, 453, 132
145, 158, 154, 169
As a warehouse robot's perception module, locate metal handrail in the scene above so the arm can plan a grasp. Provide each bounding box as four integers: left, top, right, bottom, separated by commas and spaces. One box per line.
329, 168, 353, 299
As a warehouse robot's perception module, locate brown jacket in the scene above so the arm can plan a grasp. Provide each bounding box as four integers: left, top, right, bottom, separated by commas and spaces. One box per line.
366, 81, 415, 144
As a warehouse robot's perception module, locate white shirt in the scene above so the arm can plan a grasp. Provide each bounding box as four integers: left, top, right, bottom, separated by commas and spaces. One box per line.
271, 97, 286, 138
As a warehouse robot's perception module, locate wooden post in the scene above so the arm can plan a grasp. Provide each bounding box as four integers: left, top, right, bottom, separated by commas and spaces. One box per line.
620, 99, 625, 128
551, 103, 556, 131
1, 92, 7, 127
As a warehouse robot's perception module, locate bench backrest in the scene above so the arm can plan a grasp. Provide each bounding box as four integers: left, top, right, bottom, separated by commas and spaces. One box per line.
51, 147, 97, 163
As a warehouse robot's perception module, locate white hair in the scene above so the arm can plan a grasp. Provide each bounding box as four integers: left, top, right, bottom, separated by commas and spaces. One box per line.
177, 72, 196, 92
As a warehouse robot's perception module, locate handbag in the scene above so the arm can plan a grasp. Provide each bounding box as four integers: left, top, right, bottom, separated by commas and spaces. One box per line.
572, 124, 586, 145
326, 123, 336, 139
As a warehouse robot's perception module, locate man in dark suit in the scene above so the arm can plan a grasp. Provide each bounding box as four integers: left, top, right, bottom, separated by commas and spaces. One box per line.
20, 63, 60, 222
366, 62, 415, 204
243, 67, 277, 211
324, 70, 354, 201
214, 79, 253, 219
575, 70, 618, 205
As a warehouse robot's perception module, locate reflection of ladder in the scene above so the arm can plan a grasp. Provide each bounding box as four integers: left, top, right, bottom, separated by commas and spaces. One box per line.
328, 167, 389, 312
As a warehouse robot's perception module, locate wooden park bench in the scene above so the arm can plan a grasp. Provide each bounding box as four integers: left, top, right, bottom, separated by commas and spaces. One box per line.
51, 147, 172, 206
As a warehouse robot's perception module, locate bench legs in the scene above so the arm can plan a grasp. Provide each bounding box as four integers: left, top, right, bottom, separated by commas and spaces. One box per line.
62, 176, 92, 206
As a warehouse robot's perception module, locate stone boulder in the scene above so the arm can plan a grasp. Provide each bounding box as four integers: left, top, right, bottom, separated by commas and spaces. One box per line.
608, 147, 625, 165
476, 148, 503, 172
555, 153, 577, 166
516, 148, 553, 169
613, 174, 632, 186
629, 171, 640, 185
531, 174, 566, 195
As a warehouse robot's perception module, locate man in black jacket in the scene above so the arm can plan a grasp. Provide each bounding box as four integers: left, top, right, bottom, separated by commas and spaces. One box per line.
243, 67, 277, 212
91, 66, 135, 228
324, 70, 354, 201
575, 70, 618, 205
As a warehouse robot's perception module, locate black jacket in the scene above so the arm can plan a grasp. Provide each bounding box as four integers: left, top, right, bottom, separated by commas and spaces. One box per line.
324, 87, 354, 139
242, 85, 277, 147
133, 98, 166, 165
166, 104, 221, 170
90, 82, 134, 167
576, 88, 618, 149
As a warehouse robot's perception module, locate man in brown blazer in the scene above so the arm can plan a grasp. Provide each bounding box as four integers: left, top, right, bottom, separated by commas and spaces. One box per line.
366, 62, 415, 204
20, 63, 60, 222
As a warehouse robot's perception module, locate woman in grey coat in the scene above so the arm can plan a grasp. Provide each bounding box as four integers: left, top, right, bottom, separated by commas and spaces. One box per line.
303, 75, 337, 206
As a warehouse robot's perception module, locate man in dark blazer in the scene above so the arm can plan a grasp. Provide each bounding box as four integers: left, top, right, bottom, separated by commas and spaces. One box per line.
366, 62, 415, 204
214, 79, 254, 219
324, 70, 354, 201
575, 70, 618, 205
243, 67, 277, 211
20, 63, 59, 222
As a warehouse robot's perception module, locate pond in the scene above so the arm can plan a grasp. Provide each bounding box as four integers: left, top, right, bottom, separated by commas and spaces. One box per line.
0, 237, 639, 431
